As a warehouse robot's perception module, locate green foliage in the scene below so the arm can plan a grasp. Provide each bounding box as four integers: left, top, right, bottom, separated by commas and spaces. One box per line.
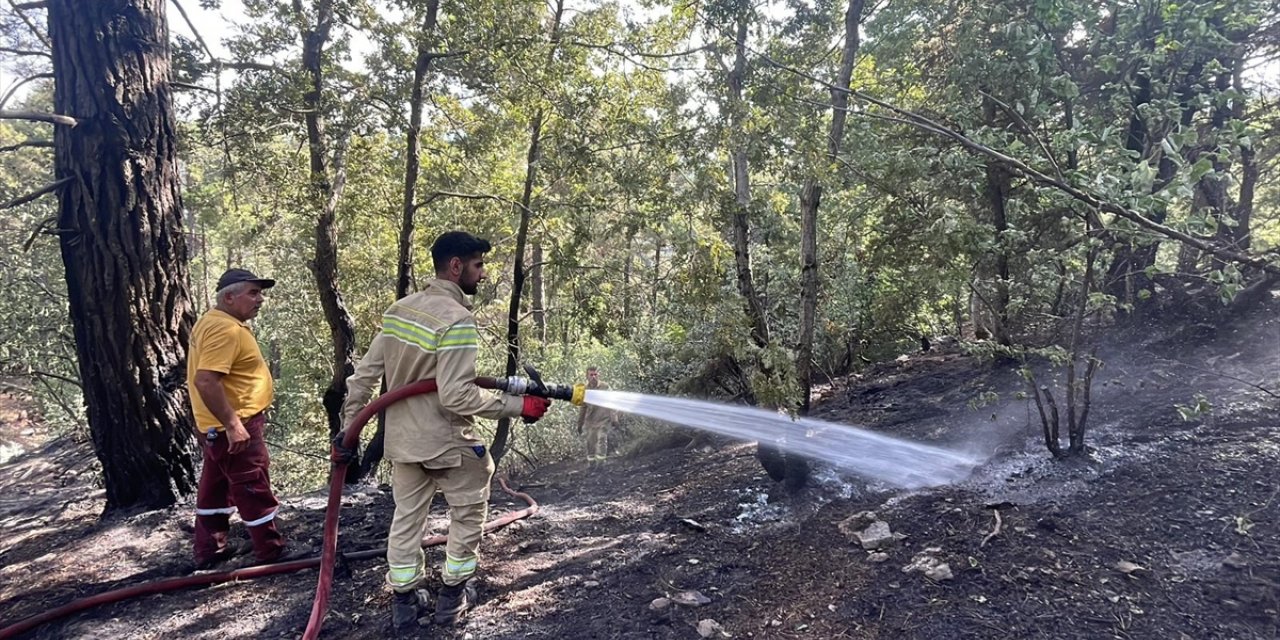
4, 0, 1278, 491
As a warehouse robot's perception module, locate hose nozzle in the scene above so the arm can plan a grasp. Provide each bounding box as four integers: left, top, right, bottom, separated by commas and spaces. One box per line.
491, 364, 585, 405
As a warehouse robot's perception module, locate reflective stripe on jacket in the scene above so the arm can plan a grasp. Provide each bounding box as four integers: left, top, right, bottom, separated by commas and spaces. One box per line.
342, 279, 523, 463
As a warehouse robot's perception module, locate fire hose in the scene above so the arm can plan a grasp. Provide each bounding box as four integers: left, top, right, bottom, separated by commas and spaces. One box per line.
0, 369, 583, 640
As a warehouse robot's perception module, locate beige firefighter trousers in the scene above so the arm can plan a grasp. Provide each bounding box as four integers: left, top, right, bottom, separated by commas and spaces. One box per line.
385, 446, 495, 592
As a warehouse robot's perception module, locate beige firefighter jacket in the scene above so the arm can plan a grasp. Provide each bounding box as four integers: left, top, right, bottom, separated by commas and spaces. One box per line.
577, 382, 618, 432
342, 278, 523, 463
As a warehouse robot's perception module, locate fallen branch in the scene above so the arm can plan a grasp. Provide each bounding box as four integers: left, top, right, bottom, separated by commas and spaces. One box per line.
12, 0, 47, 8
0, 110, 79, 127
981, 509, 1003, 548
2, 177, 71, 209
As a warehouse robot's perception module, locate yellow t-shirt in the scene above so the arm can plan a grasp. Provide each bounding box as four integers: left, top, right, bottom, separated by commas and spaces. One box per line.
188, 309, 274, 431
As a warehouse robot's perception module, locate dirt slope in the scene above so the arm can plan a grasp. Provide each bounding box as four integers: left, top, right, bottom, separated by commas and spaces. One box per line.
1, 304, 1277, 640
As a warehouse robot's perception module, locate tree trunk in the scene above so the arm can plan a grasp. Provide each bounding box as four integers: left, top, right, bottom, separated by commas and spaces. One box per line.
797, 0, 863, 414
49, 0, 198, 511
622, 224, 635, 335
492, 0, 564, 465
362, 0, 442, 480
726, 14, 769, 348
980, 92, 1012, 346
395, 0, 439, 300
297, 0, 358, 482
531, 241, 545, 342
1105, 27, 1203, 304
1230, 57, 1255, 252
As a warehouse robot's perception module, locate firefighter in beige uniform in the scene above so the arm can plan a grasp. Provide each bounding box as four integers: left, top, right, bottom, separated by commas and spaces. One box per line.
577, 366, 618, 463
342, 231, 551, 629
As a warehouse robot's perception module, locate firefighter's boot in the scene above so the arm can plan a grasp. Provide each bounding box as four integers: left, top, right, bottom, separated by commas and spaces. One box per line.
391, 589, 427, 630
433, 579, 477, 626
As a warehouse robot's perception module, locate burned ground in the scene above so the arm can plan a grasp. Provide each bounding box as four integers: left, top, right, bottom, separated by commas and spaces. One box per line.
0, 303, 1277, 640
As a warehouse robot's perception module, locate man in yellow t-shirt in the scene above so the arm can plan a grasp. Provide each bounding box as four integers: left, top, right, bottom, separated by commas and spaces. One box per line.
188, 268, 286, 570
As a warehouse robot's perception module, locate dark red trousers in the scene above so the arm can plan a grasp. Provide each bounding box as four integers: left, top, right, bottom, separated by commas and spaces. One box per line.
193, 414, 285, 564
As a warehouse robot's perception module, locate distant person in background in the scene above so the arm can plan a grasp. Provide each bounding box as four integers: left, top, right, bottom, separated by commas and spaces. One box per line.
188, 268, 287, 570
341, 231, 552, 630
577, 366, 619, 464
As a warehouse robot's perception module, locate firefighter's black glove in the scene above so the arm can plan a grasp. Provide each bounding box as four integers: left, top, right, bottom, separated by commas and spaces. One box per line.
331, 430, 357, 465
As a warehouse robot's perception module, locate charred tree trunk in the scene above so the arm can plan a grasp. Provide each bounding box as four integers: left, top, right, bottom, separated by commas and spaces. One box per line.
492, 0, 564, 465
49, 0, 198, 511
297, 0, 358, 482
361, 0, 442, 480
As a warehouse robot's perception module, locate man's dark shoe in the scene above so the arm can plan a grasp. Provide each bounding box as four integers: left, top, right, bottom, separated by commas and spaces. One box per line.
234, 546, 311, 570
391, 589, 428, 629
434, 580, 478, 626
193, 538, 251, 571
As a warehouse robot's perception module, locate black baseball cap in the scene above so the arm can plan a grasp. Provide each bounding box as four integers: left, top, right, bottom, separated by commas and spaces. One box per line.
216, 268, 276, 291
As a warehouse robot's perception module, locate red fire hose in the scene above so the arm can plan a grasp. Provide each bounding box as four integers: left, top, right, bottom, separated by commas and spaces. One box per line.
0, 377, 538, 640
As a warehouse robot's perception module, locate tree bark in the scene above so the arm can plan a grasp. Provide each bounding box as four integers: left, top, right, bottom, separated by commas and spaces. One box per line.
531, 241, 545, 342
492, 0, 564, 465
49, 0, 198, 511
361, 0, 442, 480
396, 0, 440, 300
297, 0, 358, 481
1230, 57, 1255, 252
797, 0, 863, 414
980, 94, 1012, 346
726, 13, 769, 349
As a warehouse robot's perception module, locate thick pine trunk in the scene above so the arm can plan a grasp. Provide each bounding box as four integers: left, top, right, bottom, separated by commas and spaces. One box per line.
49, 0, 198, 511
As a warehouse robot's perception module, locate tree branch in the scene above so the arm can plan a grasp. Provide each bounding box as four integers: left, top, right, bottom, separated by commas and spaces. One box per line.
0, 138, 53, 153
11, 0, 46, 10
172, 80, 215, 93
6, 0, 50, 49
756, 50, 1280, 277
0, 72, 54, 110
0, 110, 79, 127
423, 49, 470, 61
0, 46, 48, 57
416, 190, 532, 215
1, 176, 71, 209
169, 0, 217, 61
221, 60, 287, 75
978, 89, 1064, 180
22, 215, 55, 250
